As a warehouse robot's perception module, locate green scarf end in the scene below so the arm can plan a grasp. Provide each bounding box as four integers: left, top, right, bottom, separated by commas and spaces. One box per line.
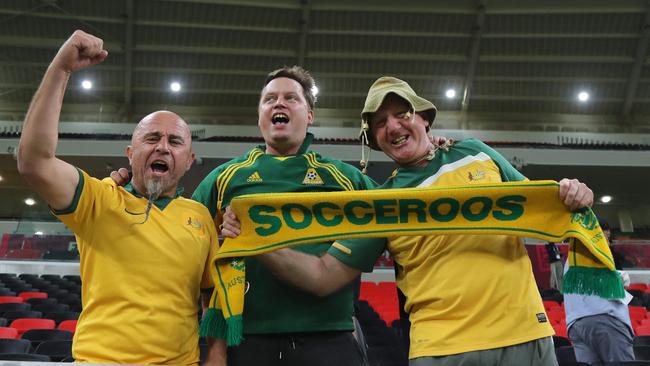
199, 308, 227, 339
563, 266, 625, 299
225, 315, 244, 346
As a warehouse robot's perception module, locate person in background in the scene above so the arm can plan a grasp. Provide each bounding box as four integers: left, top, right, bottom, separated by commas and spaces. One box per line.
564, 220, 635, 365
546, 242, 563, 291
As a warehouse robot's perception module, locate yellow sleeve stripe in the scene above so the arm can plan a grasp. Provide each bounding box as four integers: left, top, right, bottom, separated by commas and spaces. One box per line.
216, 149, 264, 211
332, 242, 352, 255
305, 153, 354, 191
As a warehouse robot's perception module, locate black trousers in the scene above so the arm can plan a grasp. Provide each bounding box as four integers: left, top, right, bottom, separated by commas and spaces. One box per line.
227, 331, 368, 366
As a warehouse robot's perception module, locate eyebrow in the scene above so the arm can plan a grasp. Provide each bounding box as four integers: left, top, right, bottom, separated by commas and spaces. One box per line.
141, 131, 185, 143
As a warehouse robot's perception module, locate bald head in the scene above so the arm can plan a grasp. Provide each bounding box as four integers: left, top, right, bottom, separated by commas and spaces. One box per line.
132, 110, 191, 146
127, 110, 195, 198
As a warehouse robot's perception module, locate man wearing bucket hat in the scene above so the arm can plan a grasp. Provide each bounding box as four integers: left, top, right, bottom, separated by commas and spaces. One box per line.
222, 76, 595, 366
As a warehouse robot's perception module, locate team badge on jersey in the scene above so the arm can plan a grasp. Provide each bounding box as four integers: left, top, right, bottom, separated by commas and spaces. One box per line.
468, 170, 486, 182
187, 217, 203, 230
302, 168, 324, 185
246, 171, 263, 183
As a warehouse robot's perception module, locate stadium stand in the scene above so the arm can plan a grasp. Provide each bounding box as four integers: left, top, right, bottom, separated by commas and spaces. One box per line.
0, 338, 30, 353
33, 340, 72, 362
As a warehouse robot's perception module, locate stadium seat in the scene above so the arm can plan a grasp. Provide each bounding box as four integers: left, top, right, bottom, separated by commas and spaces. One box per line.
18, 292, 47, 301
635, 346, 650, 361
40, 275, 62, 282
45, 311, 79, 324
0, 302, 31, 313
26, 298, 57, 307
628, 284, 649, 292
10, 318, 55, 336
553, 335, 572, 348
62, 275, 81, 285
17, 274, 38, 281
637, 325, 650, 336
0, 327, 17, 339
0, 289, 16, 297
3, 311, 42, 324
57, 320, 77, 334
33, 303, 70, 313
630, 306, 647, 319
0, 353, 51, 361
22, 329, 73, 345
555, 346, 577, 363
0, 338, 31, 353
0, 297, 23, 304
34, 340, 72, 362
544, 300, 561, 310
553, 323, 568, 338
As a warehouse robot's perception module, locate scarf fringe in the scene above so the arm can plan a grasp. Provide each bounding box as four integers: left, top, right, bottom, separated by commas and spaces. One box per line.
563, 266, 625, 299
225, 314, 244, 346
199, 308, 227, 339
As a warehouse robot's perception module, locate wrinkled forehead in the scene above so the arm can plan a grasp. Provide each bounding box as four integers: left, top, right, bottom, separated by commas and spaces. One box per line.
133, 113, 191, 142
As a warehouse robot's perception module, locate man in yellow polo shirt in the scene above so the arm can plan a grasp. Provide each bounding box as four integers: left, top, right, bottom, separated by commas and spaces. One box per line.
17, 30, 225, 365
221, 77, 595, 366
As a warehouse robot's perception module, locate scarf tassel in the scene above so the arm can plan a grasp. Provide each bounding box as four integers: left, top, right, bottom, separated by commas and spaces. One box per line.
199, 308, 227, 339
563, 266, 625, 299
225, 314, 244, 346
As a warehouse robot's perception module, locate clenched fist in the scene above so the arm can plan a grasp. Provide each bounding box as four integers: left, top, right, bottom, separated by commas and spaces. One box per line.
51, 30, 108, 74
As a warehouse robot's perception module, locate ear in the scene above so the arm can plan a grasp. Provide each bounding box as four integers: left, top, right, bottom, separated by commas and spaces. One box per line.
126, 146, 133, 165
307, 109, 314, 126
186, 151, 196, 172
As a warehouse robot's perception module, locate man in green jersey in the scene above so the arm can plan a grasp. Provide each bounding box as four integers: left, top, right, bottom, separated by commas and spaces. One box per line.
193, 66, 377, 366
221, 77, 594, 366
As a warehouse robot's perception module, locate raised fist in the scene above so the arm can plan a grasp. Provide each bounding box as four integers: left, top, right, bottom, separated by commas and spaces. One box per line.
51, 30, 108, 74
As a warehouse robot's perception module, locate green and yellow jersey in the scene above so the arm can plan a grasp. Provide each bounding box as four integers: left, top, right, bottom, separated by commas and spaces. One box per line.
330, 139, 553, 358
54, 169, 217, 365
192, 133, 377, 334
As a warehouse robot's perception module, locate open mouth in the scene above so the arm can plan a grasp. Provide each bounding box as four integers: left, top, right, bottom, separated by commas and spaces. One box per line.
272, 113, 289, 124
150, 160, 169, 174
392, 136, 409, 146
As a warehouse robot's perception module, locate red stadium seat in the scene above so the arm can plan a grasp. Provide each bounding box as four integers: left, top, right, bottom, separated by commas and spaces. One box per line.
547, 307, 566, 324
18, 292, 48, 301
10, 318, 55, 337
553, 323, 568, 338
0, 327, 18, 339
636, 325, 650, 336
630, 306, 648, 321
57, 320, 77, 334
543, 300, 560, 311
0, 296, 23, 304
627, 283, 648, 292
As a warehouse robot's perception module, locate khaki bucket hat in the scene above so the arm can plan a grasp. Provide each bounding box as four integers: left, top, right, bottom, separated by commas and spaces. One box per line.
360, 76, 437, 150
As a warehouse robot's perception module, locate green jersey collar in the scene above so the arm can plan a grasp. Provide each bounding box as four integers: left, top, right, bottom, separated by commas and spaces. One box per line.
124, 182, 184, 211
258, 133, 314, 156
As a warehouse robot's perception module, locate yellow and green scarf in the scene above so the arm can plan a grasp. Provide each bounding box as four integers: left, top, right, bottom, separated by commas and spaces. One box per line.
200, 180, 623, 345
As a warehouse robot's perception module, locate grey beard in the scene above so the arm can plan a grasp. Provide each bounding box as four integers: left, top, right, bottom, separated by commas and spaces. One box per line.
132, 179, 164, 225
145, 179, 163, 200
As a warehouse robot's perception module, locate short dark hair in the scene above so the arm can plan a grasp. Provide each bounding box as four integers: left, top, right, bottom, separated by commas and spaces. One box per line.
263, 66, 316, 110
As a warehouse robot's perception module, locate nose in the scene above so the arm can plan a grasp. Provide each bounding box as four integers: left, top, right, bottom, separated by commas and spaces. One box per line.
385, 115, 403, 132
273, 96, 287, 108
155, 138, 170, 153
